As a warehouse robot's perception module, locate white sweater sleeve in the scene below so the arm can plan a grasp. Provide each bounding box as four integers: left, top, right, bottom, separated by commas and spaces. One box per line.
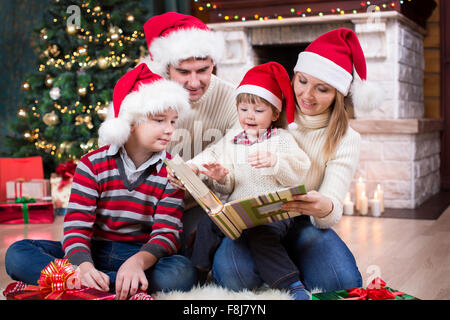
311, 128, 361, 229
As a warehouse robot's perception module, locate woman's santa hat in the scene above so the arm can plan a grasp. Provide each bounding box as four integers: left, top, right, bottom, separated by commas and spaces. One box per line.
98, 63, 190, 146
294, 28, 382, 111
235, 61, 298, 130
141, 12, 224, 77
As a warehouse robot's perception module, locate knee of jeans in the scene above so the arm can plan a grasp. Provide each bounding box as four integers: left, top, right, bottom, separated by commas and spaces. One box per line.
212, 257, 261, 292
5, 240, 32, 277
156, 255, 197, 292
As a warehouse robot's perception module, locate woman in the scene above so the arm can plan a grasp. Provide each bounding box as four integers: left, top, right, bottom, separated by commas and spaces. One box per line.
211, 28, 382, 296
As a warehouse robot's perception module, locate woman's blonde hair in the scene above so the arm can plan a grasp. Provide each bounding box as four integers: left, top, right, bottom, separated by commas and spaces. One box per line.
323, 91, 348, 159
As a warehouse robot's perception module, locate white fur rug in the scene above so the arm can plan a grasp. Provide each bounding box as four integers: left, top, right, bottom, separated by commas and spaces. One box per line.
154, 284, 294, 300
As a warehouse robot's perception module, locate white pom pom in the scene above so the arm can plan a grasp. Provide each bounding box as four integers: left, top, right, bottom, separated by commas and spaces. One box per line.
288, 122, 298, 131
350, 79, 384, 112
98, 117, 131, 147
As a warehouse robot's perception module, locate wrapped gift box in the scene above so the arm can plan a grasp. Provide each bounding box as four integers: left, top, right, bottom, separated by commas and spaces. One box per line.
50, 173, 72, 210
4, 282, 115, 300
312, 278, 419, 300
0, 201, 54, 224
6, 179, 50, 201
0, 156, 44, 202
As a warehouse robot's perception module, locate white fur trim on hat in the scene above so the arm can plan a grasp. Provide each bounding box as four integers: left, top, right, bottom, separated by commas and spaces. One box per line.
294, 51, 353, 96
235, 84, 282, 111
350, 76, 384, 112
148, 28, 225, 78
98, 79, 190, 146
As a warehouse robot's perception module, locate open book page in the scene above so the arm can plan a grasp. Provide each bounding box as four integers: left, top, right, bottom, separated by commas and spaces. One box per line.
165, 155, 223, 214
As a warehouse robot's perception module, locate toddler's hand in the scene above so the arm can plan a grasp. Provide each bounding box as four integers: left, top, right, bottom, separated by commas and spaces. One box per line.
248, 152, 277, 168
200, 162, 229, 185
77, 261, 110, 292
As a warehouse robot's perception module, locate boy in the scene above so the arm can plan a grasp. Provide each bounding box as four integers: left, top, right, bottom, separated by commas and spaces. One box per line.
5, 64, 196, 300
180, 62, 312, 299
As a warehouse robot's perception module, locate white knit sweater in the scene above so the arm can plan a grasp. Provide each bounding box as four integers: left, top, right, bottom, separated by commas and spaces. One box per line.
286, 109, 361, 229
167, 74, 239, 161
188, 128, 311, 202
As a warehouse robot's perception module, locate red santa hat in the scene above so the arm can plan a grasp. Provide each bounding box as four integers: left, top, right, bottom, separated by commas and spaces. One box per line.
294, 28, 382, 111
98, 63, 190, 146
141, 12, 224, 77
235, 61, 298, 130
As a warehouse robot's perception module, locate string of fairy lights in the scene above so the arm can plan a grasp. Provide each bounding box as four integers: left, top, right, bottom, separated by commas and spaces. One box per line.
19, 1, 146, 159
193, 0, 413, 22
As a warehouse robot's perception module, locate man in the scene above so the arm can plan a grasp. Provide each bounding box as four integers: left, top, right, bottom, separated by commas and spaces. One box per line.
140, 12, 239, 255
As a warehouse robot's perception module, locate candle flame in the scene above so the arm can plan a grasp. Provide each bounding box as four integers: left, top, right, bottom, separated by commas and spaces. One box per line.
358, 177, 363, 183
345, 192, 351, 201
377, 184, 382, 190
374, 191, 378, 200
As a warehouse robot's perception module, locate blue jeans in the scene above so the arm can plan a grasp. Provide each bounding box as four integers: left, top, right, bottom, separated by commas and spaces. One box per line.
5, 239, 197, 293
211, 215, 362, 292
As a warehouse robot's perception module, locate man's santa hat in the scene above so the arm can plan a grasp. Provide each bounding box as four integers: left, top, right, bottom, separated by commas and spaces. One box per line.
294, 28, 382, 111
98, 63, 189, 146
235, 61, 298, 130
140, 12, 224, 77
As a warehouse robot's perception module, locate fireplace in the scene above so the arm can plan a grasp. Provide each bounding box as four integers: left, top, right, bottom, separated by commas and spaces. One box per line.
209, 11, 443, 209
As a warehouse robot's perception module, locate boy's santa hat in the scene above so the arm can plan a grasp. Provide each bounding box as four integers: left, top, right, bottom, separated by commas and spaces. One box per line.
235, 61, 298, 130
141, 12, 224, 77
294, 28, 382, 111
98, 63, 190, 146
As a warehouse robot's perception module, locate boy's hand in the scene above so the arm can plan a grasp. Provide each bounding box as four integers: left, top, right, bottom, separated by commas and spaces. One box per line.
167, 166, 185, 190
115, 251, 156, 300
248, 152, 277, 168
200, 162, 229, 185
78, 261, 110, 292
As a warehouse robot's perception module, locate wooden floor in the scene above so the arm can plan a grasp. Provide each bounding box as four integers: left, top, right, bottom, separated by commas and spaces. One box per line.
1, 207, 450, 300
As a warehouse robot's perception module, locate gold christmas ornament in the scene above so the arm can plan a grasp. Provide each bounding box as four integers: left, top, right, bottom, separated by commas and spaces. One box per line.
126, 14, 135, 22
22, 81, 31, 91
43, 111, 60, 126
93, 5, 101, 12
97, 57, 109, 69
108, 26, 123, 41
45, 75, 54, 87
66, 24, 77, 35
17, 108, 28, 118
96, 103, 108, 120
48, 44, 61, 57
78, 86, 87, 96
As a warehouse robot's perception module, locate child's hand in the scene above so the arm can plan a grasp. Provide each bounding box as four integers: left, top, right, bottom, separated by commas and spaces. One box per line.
248, 152, 277, 168
115, 251, 156, 300
77, 261, 110, 292
167, 166, 185, 190
200, 162, 229, 185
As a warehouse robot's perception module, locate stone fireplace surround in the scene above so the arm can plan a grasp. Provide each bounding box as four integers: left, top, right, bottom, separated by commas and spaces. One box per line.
209, 11, 443, 209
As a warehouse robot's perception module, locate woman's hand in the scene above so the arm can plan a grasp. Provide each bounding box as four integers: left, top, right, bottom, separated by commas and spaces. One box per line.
77, 261, 110, 292
248, 152, 277, 168
281, 190, 333, 218
200, 162, 229, 185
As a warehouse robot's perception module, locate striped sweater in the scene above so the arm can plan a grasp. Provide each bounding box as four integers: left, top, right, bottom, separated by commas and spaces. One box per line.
61, 145, 185, 266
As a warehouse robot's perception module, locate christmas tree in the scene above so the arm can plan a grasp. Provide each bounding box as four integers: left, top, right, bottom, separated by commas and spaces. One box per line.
3, 0, 149, 174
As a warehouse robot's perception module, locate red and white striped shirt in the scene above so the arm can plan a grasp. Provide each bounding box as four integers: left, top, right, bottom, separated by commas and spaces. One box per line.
61, 145, 185, 266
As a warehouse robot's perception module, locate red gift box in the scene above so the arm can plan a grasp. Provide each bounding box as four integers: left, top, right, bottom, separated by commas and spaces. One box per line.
6, 179, 50, 201
0, 201, 54, 224
4, 284, 115, 300
0, 156, 44, 202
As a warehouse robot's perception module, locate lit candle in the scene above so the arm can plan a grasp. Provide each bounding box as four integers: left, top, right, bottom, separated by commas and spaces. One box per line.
355, 177, 366, 212
359, 191, 368, 215
376, 184, 384, 213
370, 191, 381, 217
343, 192, 354, 215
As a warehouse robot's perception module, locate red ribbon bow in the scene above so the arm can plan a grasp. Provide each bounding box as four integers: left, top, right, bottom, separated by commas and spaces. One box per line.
55, 160, 77, 190
343, 278, 406, 300
22, 259, 78, 300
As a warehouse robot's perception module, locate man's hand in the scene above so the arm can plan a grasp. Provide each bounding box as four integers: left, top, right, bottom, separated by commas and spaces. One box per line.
115, 251, 157, 300
77, 261, 110, 292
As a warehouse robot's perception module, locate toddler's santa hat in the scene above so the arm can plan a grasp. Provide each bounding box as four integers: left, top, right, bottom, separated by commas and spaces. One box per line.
141, 12, 224, 77
98, 63, 190, 146
294, 28, 382, 111
235, 61, 298, 130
